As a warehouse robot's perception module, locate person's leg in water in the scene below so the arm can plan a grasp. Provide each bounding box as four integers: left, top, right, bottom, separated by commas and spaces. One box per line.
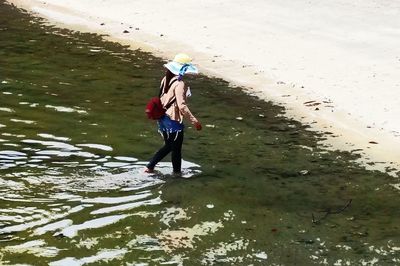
171, 131, 184, 174
146, 131, 171, 172
146, 131, 183, 173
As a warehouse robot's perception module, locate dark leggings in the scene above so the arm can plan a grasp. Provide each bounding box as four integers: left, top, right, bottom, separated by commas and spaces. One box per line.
147, 131, 184, 173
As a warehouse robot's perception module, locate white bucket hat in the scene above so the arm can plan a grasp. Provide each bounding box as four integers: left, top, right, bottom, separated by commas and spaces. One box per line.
164, 53, 199, 78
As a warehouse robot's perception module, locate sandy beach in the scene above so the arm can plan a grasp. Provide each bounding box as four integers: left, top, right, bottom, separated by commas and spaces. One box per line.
7, 0, 400, 174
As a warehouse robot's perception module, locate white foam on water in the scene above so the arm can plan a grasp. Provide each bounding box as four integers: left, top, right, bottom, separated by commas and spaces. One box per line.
66, 170, 165, 192
78, 191, 152, 204
18, 101, 38, 107
120, 165, 137, 169
51, 193, 81, 200
135, 161, 148, 165
182, 160, 201, 168
0, 205, 85, 234
45, 105, 87, 114
22, 139, 80, 151
254, 251, 268, 260
50, 257, 81, 266
0, 206, 35, 215
37, 133, 71, 142
0, 194, 37, 202
24, 164, 47, 169
103, 162, 130, 168
34, 219, 73, 235
0, 150, 27, 156
0, 177, 26, 190
10, 119, 36, 124
36, 150, 97, 158
52, 161, 80, 166
21, 177, 43, 185
0, 214, 22, 222
2, 240, 61, 258
0, 154, 27, 160
0, 124, 6, 128
78, 163, 98, 167
0, 107, 14, 112
390, 183, 400, 191
28, 159, 43, 163
114, 156, 137, 162
81, 249, 128, 263
91, 197, 161, 215
57, 214, 128, 238
76, 143, 113, 151
0, 163, 16, 169
119, 179, 163, 192
88, 166, 103, 171
93, 157, 108, 162
4, 143, 21, 148
49, 248, 127, 266
2, 133, 25, 138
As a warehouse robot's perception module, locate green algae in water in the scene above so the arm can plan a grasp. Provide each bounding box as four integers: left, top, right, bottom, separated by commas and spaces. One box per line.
0, 2, 400, 265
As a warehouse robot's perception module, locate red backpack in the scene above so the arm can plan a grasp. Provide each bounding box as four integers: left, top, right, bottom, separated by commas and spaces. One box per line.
145, 78, 178, 120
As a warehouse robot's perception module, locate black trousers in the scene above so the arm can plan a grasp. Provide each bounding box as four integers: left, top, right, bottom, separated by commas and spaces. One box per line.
147, 131, 184, 173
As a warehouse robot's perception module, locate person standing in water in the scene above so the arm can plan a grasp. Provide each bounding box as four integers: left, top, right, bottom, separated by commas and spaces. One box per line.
145, 53, 202, 174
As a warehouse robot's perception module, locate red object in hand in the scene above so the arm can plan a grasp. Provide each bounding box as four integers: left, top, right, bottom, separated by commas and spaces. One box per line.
195, 121, 202, 131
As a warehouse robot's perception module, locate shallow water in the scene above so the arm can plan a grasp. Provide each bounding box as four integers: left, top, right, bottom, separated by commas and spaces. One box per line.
0, 2, 399, 265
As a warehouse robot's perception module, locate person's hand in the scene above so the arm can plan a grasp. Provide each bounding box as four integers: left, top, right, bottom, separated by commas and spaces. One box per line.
194, 121, 202, 131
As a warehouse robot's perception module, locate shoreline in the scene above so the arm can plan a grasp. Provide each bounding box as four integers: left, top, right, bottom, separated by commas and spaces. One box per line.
6, 0, 400, 175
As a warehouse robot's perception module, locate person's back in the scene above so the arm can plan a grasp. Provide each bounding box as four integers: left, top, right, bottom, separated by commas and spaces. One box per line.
145, 54, 202, 174
161, 77, 199, 125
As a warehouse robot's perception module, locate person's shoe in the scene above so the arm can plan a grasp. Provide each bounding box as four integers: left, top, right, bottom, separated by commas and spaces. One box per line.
172, 171, 182, 177
144, 167, 154, 173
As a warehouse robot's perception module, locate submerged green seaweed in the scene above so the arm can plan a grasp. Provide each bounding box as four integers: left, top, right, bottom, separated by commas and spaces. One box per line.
0, 2, 399, 265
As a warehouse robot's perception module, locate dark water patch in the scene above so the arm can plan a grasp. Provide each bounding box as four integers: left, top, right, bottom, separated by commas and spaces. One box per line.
0, 1, 399, 265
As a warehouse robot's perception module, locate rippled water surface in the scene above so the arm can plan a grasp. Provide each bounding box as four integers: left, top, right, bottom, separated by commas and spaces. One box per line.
1, 2, 399, 265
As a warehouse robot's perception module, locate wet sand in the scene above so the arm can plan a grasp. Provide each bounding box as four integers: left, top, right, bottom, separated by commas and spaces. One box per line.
7, 0, 400, 173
